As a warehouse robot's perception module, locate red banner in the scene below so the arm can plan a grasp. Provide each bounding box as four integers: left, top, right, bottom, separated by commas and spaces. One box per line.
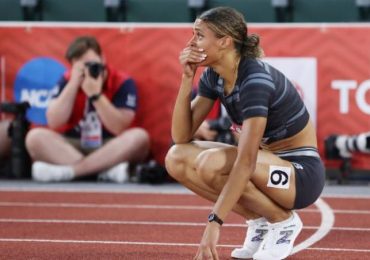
0, 23, 369, 167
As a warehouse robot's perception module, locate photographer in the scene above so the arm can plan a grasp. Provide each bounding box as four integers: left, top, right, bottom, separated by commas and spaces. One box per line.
26, 36, 150, 182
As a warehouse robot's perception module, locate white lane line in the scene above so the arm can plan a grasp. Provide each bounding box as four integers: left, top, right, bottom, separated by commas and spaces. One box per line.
0, 218, 207, 226
0, 202, 212, 210
0, 238, 216, 247
0, 186, 193, 195
0, 218, 368, 232
292, 198, 335, 254
307, 247, 370, 253
0, 238, 369, 253
0, 187, 369, 198
0, 201, 369, 214
322, 194, 370, 199
302, 208, 370, 215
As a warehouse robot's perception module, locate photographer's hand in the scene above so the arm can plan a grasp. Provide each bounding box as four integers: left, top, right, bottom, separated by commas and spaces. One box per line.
47, 61, 86, 129
81, 67, 104, 97
69, 61, 85, 88
195, 121, 218, 141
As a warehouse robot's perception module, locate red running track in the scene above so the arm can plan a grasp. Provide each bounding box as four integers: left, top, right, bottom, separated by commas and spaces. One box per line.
0, 190, 369, 259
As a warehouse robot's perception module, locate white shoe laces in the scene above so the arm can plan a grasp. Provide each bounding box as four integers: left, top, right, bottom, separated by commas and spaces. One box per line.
243, 218, 268, 246
260, 226, 277, 251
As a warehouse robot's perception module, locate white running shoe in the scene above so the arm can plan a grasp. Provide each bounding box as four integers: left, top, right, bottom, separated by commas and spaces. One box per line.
98, 162, 130, 183
231, 217, 269, 259
253, 211, 303, 260
32, 161, 75, 182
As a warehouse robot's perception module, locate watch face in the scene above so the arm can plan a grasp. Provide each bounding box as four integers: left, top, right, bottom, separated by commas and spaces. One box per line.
208, 213, 223, 225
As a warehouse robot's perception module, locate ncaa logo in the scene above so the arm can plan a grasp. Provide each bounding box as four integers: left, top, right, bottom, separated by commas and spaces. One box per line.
14, 57, 66, 125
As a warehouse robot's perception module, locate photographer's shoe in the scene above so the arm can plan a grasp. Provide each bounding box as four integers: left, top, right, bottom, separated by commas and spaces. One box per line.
231, 217, 268, 259
32, 161, 75, 182
98, 162, 129, 183
253, 211, 303, 260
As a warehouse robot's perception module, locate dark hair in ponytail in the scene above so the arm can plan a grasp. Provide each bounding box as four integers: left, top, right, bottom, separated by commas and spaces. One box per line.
199, 7, 264, 59
242, 34, 264, 59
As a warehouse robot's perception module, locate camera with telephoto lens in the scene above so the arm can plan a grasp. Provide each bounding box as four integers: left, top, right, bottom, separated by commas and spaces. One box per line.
85, 62, 105, 79
208, 116, 236, 145
0, 101, 30, 115
0, 101, 31, 179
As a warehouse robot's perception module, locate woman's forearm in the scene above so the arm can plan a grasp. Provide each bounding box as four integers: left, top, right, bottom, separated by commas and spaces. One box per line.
92, 95, 134, 136
171, 75, 195, 143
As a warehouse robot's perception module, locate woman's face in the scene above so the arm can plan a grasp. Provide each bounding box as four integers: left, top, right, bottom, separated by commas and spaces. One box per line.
189, 19, 223, 65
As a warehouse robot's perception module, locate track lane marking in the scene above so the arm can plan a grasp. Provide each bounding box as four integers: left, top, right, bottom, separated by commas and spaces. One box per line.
292, 198, 335, 254
0, 187, 369, 198
0, 202, 213, 210
0, 201, 368, 214
0, 218, 367, 232
0, 238, 368, 253
0, 200, 338, 255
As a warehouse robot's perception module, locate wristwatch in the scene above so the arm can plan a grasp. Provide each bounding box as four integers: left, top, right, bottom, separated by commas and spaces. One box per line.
208, 213, 223, 226
89, 92, 102, 103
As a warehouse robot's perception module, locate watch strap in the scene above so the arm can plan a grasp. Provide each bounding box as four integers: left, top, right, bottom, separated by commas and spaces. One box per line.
208, 213, 223, 226
89, 92, 102, 103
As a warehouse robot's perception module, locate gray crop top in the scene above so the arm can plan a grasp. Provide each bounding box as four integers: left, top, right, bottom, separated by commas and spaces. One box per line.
198, 58, 309, 144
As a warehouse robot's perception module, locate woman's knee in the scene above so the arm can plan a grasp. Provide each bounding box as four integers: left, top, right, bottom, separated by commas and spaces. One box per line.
123, 127, 150, 148
242, 181, 259, 200
25, 128, 51, 152
195, 150, 227, 189
165, 144, 190, 181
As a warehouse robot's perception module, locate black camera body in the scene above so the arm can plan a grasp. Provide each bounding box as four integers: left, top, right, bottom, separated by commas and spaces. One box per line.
0, 101, 30, 115
0, 101, 31, 179
208, 116, 235, 145
85, 62, 105, 79
135, 160, 169, 184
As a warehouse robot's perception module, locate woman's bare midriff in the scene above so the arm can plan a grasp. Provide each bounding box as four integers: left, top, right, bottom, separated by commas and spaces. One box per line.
260, 120, 318, 153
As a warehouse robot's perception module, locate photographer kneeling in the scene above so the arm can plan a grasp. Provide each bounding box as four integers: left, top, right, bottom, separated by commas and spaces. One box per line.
26, 36, 150, 183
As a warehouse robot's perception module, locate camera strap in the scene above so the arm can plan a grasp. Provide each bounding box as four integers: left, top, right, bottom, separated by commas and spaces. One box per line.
80, 100, 102, 149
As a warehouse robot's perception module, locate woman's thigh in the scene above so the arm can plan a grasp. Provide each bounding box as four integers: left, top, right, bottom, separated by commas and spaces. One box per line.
195, 145, 297, 209
251, 150, 297, 209
173, 141, 236, 167
173, 141, 298, 209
